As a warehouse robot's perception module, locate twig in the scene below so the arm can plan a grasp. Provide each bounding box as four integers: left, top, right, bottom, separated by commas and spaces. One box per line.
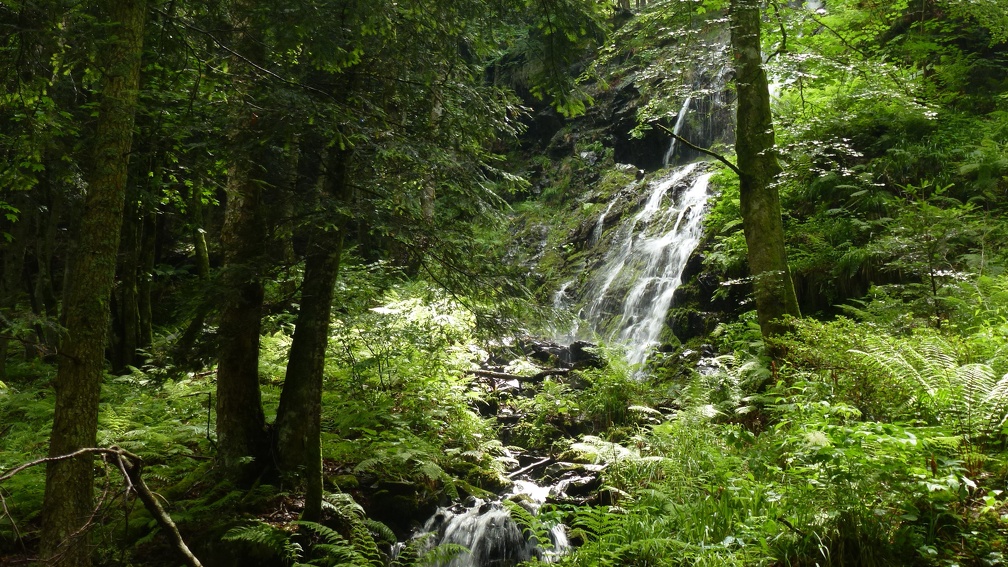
654, 123, 741, 176
0, 490, 25, 551
776, 515, 806, 538
508, 457, 553, 479
0, 447, 120, 483
766, 0, 787, 63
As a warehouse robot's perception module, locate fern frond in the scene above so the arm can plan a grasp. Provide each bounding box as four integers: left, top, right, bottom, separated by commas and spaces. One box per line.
298, 521, 346, 546
570, 435, 637, 464
415, 542, 469, 567
983, 372, 1008, 428
364, 519, 396, 546
322, 492, 366, 520
958, 363, 997, 413
223, 521, 302, 564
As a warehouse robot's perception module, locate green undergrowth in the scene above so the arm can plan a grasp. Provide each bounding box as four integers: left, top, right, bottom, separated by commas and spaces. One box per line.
0, 283, 520, 564
536, 275, 1008, 567
6, 281, 1008, 567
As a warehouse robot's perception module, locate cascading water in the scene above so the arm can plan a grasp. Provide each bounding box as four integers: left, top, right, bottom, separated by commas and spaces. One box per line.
574, 163, 713, 366
553, 28, 733, 367
662, 96, 693, 167
396, 481, 568, 567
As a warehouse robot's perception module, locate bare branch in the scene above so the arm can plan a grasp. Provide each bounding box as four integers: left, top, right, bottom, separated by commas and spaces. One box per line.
654, 123, 741, 176
0, 447, 204, 567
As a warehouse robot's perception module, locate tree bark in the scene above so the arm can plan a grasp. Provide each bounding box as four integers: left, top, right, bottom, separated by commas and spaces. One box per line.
730, 0, 800, 339
39, 1, 146, 565
215, 154, 269, 470
174, 182, 213, 363
214, 0, 271, 471
138, 209, 157, 348
273, 149, 349, 521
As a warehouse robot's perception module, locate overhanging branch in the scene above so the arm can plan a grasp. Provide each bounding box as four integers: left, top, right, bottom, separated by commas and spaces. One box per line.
654, 123, 741, 176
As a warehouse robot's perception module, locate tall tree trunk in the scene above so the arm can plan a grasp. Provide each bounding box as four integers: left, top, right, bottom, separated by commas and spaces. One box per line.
730, 0, 800, 340
274, 149, 349, 521
32, 183, 62, 353
138, 209, 157, 348
214, 0, 275, 470
215, 154, 269, 470
39, 1, 146, 565
174, 183, 213, 363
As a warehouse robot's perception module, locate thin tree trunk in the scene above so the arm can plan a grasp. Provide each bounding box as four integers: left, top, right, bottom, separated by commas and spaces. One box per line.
114, 191, 142, 372
174, 183, 213, 362
730, 0, 800, 340
273, 230, 343, 520
39, 2, 146, 565
138, 209, 157, 348
32, 185, 62, 352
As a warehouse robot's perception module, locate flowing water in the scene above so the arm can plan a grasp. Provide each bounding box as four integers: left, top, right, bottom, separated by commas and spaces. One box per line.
662, 96, 693, 167
574, 163, 713, 366
397, 480, 568, 567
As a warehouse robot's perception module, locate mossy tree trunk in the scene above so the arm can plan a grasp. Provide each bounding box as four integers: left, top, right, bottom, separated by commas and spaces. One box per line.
730, 0, 800, 339
38, 1, 146, 565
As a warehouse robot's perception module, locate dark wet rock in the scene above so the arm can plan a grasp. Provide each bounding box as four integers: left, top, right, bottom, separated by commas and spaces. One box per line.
368, 480, 441, 537
569, 340, 605, 369
539, 462, 606, 505
519, 337, 568, 365
516, 337, 605, 370
608, 81, 669, 171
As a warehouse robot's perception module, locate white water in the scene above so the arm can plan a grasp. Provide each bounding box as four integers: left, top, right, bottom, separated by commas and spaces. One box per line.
590, 198, 617, 246
576, 162, 712, 366
400, 479, 569, 567
663, 96, 693, 167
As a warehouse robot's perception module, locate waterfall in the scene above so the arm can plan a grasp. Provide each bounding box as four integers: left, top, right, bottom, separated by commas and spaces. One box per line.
662, 96, 693, 167
574, 162, 712, 366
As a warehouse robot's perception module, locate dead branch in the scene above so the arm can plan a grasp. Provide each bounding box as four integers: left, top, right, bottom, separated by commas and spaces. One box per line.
0, 446, 203, 567
508, 457, 553, 479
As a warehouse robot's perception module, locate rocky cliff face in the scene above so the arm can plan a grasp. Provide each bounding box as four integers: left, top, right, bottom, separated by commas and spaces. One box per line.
508, 12, 744, 361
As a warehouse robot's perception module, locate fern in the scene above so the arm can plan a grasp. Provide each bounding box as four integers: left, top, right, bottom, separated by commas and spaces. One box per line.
569, 435, 637, 464
298, 521, 375, 567
413, 543, 469, 567
223, 521, 303, 565
502, 500, 557, 554
569, 506, 626, 567
853, 335, 1008, 441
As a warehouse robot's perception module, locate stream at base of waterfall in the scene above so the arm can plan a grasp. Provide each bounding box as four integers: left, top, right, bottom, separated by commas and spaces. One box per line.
395, 162, 714, 566
392, 479, 569, 567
